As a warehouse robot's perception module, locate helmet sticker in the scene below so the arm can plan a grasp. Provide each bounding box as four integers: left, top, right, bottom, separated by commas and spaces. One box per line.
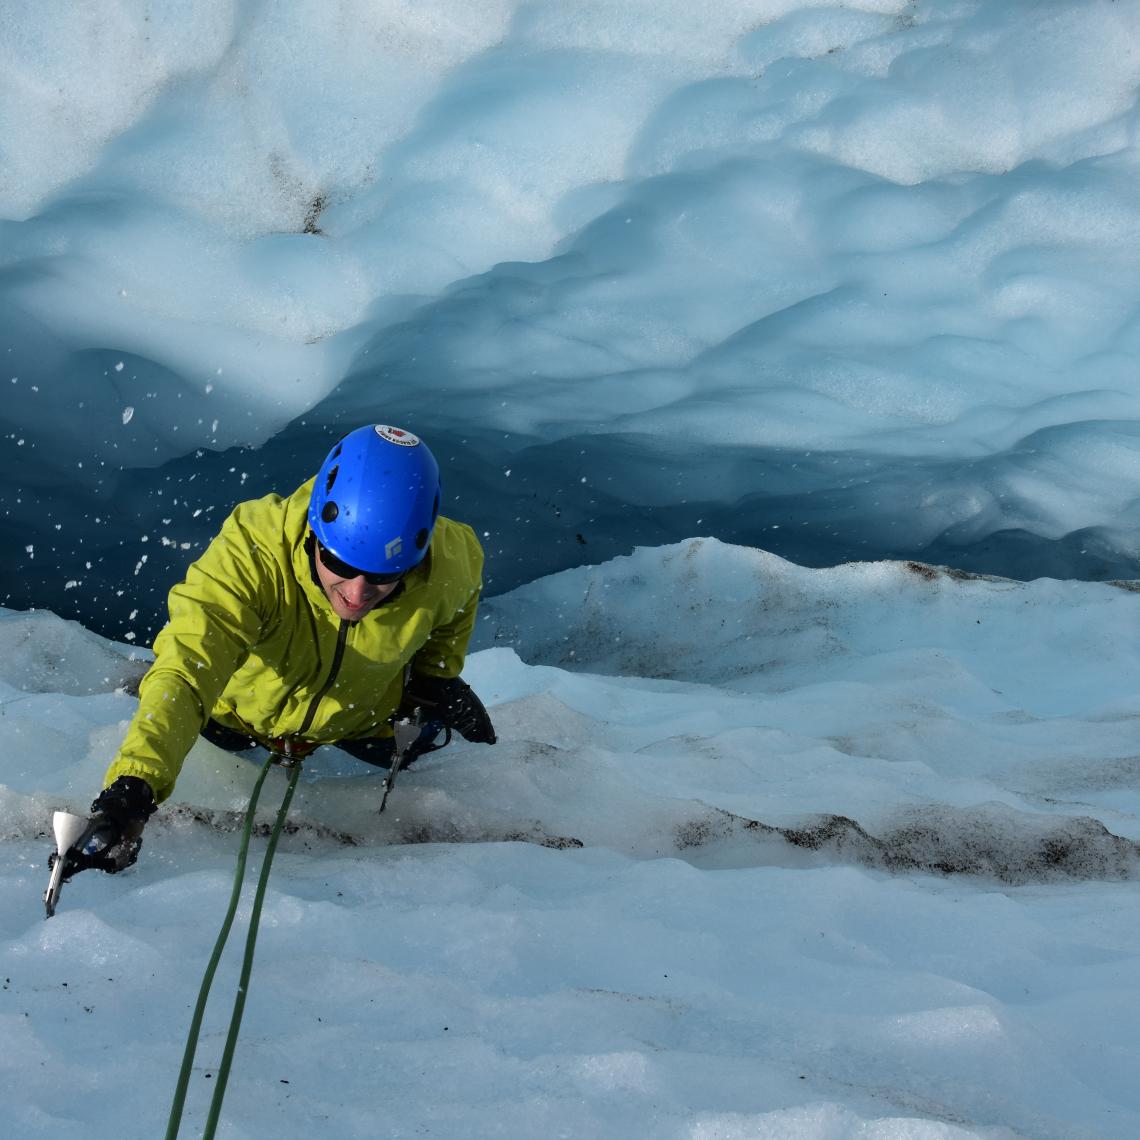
385, 537, 404, 559
375, 425, 420, 447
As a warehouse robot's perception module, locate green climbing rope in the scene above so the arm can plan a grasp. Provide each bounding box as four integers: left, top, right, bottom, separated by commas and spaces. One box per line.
164, 753, 302, 1140
201, 757, 302, 1138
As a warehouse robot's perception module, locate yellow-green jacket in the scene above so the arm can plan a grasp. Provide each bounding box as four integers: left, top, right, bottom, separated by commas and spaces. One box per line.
103, 479, 484, 802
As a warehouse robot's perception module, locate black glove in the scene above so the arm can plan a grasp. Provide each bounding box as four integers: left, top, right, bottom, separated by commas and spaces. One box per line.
53, 776, 157, 880
401, 673, 496, 744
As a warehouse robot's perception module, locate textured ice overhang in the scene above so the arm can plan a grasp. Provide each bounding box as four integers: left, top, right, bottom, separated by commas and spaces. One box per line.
2, 0, 1139, 640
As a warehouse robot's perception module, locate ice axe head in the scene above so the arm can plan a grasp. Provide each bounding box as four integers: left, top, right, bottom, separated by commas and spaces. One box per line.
52, 811, 91, 854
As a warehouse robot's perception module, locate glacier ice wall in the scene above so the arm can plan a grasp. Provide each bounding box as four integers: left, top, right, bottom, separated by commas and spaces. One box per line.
3, 0, 1140, 639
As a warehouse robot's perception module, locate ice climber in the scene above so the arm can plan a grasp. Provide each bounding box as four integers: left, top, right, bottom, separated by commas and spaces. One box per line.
55, 424, 496, 879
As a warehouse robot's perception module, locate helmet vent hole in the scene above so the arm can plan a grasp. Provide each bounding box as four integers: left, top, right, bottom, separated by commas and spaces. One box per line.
415, 527, 429, 550
322, 502, 339, 523
325, 464, 339, 494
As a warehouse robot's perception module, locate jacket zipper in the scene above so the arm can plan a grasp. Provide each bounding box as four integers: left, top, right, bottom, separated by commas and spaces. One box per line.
297, 618, 350, 739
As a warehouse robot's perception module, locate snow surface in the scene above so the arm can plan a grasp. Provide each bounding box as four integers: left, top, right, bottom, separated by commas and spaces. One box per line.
4, 0, 1140, 640
3, 1, 1140, 1137
3, 545, 1140, 1138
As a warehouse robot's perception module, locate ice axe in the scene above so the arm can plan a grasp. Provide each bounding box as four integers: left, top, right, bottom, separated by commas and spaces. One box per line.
378, 708, 448, 813
43, 810, 95, 918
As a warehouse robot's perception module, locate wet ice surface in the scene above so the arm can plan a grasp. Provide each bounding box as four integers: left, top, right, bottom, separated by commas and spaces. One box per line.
4, 0, 1140, 640
3, 543, 1139, 1138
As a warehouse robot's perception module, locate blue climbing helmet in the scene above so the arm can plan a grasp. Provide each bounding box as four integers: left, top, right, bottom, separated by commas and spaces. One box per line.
308, 425, 442, 575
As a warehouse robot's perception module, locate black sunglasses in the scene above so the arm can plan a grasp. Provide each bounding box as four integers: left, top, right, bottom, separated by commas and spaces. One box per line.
316, 543, 406, 585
